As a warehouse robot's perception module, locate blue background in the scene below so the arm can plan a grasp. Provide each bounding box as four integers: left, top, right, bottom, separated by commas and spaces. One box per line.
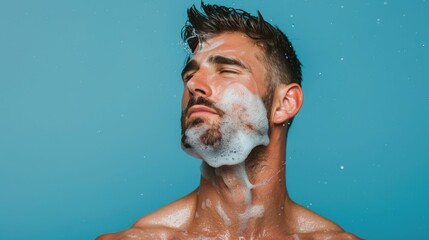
1, 0, 428, 239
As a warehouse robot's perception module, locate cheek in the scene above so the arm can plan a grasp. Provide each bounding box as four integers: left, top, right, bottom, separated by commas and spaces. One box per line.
226, 78, 260, 97
247, 81, 261, 96
210, 77, 258, 100
182, 91, 190, 110
210, 84, 225, 102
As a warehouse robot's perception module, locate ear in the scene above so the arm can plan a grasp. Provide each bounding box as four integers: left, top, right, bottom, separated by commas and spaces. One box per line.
271, 83, 303, 125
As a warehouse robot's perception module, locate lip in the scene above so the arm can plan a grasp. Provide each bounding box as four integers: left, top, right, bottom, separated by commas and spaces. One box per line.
187, 105, 218, 118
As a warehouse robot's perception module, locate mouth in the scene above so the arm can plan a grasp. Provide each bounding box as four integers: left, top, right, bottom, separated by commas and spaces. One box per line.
187, 105, 219, 119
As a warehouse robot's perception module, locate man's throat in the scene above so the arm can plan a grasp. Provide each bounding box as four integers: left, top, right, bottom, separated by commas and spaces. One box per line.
201, 162, 265, 234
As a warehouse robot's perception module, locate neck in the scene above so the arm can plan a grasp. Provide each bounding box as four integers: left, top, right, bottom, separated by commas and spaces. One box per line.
190, 129, 291, 238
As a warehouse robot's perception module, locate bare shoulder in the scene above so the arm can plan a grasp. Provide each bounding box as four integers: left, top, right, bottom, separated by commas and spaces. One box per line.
289, 202, 360, 238
132, 190, 198, 229
292, 231, 361, 240
96, 226, 178, 240
96, 190, 198, 240
289, 202, 342, 232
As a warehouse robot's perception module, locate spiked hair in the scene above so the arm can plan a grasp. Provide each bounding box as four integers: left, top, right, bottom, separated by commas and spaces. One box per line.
182, 3, 302, 91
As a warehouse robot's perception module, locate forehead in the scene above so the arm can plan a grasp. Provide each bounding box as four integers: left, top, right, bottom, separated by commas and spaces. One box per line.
192, 32, 263, 61
186, 32, 268, 96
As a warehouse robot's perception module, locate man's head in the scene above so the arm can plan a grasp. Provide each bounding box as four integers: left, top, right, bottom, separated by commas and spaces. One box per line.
180, 3, 303, 167
182, 3, 302, 110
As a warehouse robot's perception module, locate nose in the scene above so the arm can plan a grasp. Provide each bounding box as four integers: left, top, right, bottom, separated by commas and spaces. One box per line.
186, 69, 213, 98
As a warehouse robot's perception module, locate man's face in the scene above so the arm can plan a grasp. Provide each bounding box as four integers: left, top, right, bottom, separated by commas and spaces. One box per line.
180, 32, 270, 167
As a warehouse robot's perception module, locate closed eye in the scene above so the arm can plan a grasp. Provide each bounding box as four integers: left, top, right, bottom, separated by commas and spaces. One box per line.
183, 73, 194, 82
219, 69, 239, 75
181, 59, 199, 83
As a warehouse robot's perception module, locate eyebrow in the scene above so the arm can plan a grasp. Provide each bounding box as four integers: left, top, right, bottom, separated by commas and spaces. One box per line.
181, 55, 249, 80
208, 55, 249, 70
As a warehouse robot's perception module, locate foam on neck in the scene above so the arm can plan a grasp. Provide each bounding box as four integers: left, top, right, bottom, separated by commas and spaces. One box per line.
186, 84, 269, 235
215, 162, 265, 235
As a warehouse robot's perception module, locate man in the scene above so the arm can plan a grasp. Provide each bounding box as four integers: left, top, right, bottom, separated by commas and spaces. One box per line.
98, 3, 359, 240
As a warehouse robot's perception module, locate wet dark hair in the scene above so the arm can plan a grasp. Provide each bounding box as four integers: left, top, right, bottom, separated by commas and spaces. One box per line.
182, 2, 302, 97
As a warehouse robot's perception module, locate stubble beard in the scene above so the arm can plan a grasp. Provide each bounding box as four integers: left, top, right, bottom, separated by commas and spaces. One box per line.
181, 97, 223, 148
181, 92, 272, 150
181, 116, 222, 147
180, 85, 270, 168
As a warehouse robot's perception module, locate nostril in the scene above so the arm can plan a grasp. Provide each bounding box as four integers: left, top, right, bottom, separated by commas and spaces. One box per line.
195, 89, 206, 95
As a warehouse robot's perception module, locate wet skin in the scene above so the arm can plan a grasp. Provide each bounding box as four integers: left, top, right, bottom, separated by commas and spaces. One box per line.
97, 33, 360, 240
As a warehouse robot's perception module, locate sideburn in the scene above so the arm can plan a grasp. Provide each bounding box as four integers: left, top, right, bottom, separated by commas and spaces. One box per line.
262, 86, 274, 136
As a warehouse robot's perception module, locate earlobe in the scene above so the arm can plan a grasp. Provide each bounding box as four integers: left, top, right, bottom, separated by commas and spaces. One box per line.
271, 83, 303, 125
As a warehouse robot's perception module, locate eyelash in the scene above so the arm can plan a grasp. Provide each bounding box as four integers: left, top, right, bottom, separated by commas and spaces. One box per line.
220, 69, 238, 74
183, 69, 238, 82
183, 73, 194, 82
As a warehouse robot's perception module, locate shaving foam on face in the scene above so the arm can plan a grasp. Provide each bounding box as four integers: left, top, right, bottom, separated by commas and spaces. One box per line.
183, 84, 269, 167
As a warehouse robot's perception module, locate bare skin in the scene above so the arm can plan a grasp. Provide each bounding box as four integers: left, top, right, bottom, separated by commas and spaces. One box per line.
97, 33, 360, 240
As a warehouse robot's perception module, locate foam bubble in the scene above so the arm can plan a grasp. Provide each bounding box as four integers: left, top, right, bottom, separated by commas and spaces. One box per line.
212, 162, 264, 234
201, 161, 260, 206
205, 199, 212, 208
215, 202, 232, 227
238, 205, 265, 233
183, 84, 269, 167
229, 163, 254, 204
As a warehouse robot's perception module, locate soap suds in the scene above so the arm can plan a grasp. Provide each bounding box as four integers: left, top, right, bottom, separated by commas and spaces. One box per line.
238, 204, 265, 233
205, 199, 212, 208
233, 163, 254, 205
215, 202, 232, 227
182, 84, 269, 236
215, 162, 265, 234
183, 84, 269, 167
